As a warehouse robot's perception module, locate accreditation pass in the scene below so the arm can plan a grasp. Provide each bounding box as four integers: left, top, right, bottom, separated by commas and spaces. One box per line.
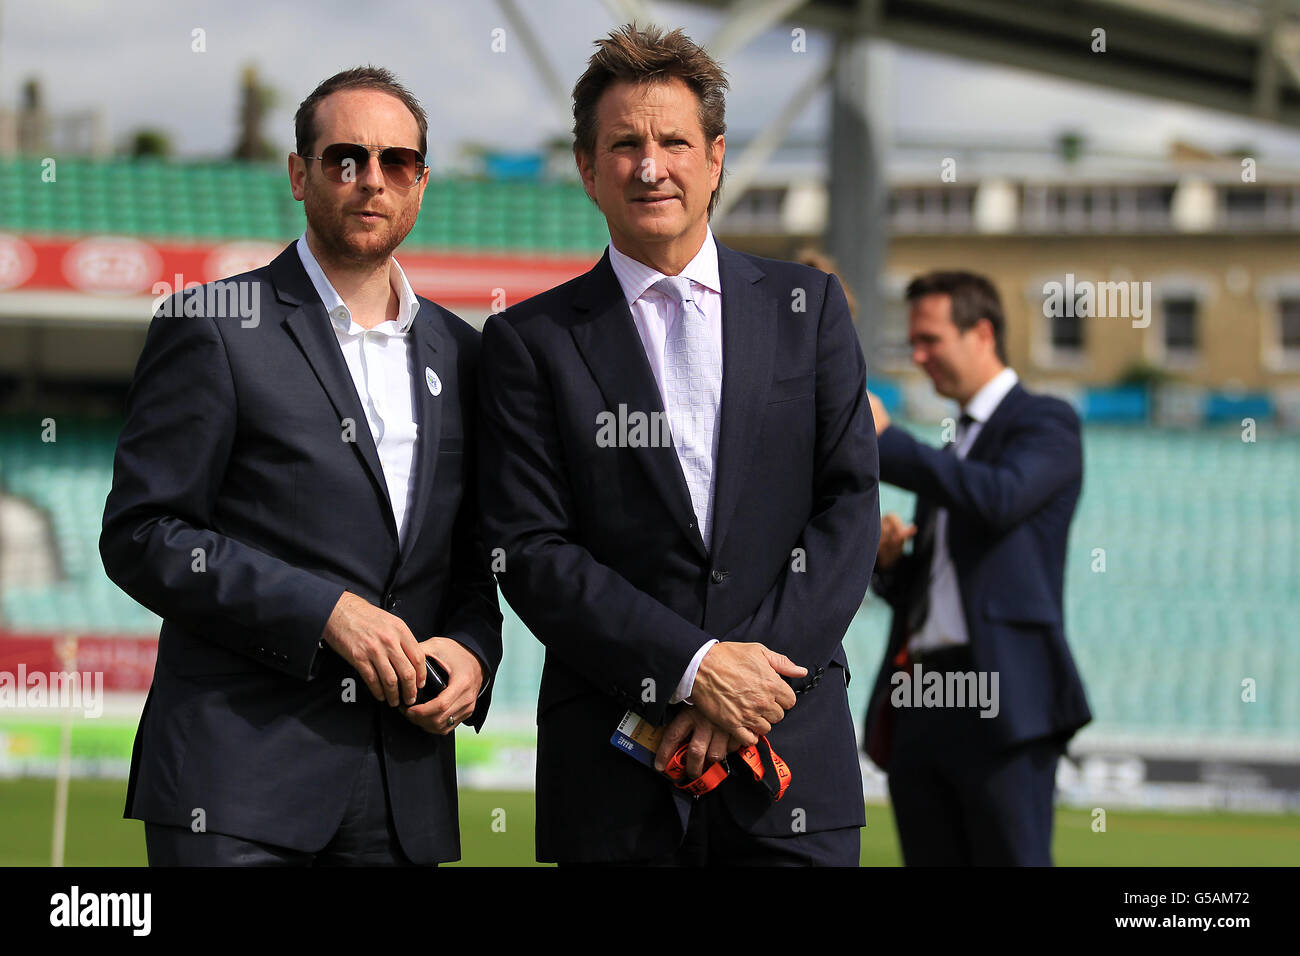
610, 710, 665, 767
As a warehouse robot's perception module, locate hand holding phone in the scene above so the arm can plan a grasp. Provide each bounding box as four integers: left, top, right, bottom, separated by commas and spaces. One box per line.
405, 658, 448, 708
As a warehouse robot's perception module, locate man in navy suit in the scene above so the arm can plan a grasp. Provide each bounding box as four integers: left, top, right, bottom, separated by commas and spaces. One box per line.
101, 67, 501, 866
478, 25, 880, 866
863, 270, 1091, 866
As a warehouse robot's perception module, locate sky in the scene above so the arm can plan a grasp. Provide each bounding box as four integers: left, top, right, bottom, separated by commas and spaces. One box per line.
4, 0, 1300, 174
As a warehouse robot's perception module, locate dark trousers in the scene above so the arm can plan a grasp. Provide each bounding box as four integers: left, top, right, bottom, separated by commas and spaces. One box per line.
563, 788, 861, 867
144, 714, 424, 867
885, 648, 1062, 866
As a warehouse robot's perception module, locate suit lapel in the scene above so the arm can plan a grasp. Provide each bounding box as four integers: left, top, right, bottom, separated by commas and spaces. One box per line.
709, 245, 773, 555
399, 310, 445, 563
570, 252, 707, 559
271, 245, 397, 542
965, 383, 1028, 462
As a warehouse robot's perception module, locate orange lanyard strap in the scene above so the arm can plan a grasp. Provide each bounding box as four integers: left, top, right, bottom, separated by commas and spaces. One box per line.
663, 735, 792, 802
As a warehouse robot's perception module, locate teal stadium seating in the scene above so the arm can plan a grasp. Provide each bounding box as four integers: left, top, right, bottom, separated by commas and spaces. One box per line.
1, 417, 1296, 747
0, 155, 1294, 748
0, 158, 610, 253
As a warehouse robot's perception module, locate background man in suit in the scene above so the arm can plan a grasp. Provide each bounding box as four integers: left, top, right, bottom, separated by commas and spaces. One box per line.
863, 270, 1091, 866
478, 25, 880, 866
100, 67, 501, 866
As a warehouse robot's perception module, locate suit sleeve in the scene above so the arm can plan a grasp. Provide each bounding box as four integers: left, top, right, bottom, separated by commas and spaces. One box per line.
438, 345, 504, 728
99, 302, 345, 681
716, 274, 882, 672
876, 398, 1082, 535
477, 314, 708, 726
870, 552, 919, 612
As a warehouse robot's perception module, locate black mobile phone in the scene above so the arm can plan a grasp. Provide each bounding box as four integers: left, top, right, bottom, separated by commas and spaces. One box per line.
408, 658, 448, 707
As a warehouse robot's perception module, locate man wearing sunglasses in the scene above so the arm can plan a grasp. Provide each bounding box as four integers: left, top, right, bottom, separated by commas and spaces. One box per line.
101, 67, 502, 866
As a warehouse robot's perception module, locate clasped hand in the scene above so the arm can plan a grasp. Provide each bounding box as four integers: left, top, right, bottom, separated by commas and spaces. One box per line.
322, 591, 483, 736
652, 642, 805, 777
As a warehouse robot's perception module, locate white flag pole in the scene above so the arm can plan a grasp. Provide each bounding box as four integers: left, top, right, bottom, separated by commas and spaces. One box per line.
51, 635, 78, 867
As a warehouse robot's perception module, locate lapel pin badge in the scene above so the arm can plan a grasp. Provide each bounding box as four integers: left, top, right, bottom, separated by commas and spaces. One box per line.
425, 367, 442, 397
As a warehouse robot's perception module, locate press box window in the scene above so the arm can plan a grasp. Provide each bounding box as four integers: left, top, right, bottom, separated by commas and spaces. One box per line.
1049, 291, 1087, 352
1280, 297, 1300, 354
1162, 296, 1199, 354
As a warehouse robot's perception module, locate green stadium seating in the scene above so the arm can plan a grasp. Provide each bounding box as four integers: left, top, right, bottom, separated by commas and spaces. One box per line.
0, 157, 609, 254
2, 416, 1297, 747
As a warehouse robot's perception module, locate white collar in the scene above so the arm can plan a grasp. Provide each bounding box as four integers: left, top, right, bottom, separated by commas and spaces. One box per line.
607, 227, 722, 308
295, 233, 420, 333
963, 367, 1019, 424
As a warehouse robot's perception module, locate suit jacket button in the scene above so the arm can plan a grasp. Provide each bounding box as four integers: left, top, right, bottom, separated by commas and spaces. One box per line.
710, 570, 725, 584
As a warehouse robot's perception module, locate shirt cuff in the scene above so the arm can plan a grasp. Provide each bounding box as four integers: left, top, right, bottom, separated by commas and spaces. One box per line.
672, 639, 718, 704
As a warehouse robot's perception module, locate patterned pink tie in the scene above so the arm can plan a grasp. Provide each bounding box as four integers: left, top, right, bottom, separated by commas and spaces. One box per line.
654, 276, 721, 550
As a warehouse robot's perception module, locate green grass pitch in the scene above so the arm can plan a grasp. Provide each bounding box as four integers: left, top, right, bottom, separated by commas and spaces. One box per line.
1, 778, 1297, 866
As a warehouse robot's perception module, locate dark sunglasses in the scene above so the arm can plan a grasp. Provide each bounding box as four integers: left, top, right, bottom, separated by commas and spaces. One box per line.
303, 143, 428, 188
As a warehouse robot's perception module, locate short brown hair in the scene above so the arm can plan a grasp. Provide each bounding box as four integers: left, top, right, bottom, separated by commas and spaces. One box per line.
572, 24, 729, 216
294, 66, 428, 160
906, 270, 1008, 364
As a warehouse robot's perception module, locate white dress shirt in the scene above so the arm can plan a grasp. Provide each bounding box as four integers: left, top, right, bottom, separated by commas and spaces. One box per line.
909, 367, 1019, 654
607, 230, 724, 703
296, 234, 421, 546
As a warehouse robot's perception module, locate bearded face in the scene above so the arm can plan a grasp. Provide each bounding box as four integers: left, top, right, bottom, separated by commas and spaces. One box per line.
301, 164, 421, 267
291, 88, 427, 269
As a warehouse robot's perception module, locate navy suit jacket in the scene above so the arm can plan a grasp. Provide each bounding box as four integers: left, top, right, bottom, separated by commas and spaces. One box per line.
478, 243, 880, 863
100, 243, 502, 864
863, 383, 1091, 768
